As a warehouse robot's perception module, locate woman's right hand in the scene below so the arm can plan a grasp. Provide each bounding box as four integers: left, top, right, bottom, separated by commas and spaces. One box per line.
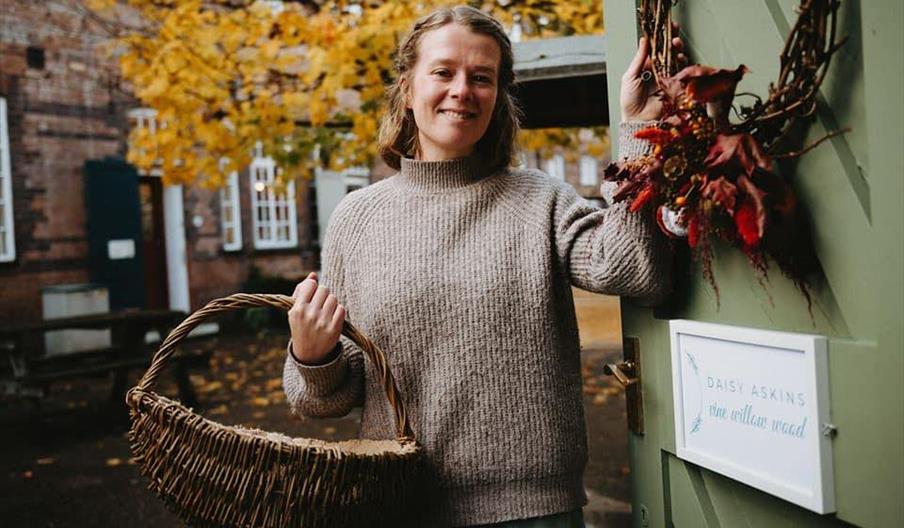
288, 272, 346, 365
620, 33, 686, 122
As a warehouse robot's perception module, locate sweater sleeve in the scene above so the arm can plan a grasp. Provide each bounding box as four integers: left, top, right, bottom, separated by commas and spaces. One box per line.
282, 203, 366, 418
553, 121, 671, 303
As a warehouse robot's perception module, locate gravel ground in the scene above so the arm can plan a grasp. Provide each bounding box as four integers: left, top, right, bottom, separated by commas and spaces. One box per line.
0, 330, 630, 527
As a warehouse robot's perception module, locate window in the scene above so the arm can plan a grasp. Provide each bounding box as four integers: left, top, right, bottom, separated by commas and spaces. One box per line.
579, 156, 598, 186
344, 166, 369, 194
0, 97, 15, 262
26, 46, 45, 70
127, 108, 161, 176
250, 143, 297, 249
545, 154, 566, 180
128, 107, 158, 134
220, 168, 242, 251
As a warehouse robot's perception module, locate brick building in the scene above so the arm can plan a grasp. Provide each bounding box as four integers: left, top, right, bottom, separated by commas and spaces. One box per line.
0, 1, 322, 324
0, 2, 612, 326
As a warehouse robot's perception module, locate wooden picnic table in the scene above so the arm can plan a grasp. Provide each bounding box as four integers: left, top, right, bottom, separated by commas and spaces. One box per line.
0, 309, 210, 406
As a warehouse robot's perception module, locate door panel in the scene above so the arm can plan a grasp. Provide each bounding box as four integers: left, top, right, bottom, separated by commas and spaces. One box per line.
687, 457, 853, 528
84, 158, 145, 310
665, 454, 714, 527
604, 1, 902, 527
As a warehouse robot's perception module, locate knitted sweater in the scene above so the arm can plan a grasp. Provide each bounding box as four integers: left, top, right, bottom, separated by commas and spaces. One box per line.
283, 122, 668, 526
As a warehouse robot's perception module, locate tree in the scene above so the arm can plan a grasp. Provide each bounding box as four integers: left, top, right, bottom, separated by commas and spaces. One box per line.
83, 0, 607, 187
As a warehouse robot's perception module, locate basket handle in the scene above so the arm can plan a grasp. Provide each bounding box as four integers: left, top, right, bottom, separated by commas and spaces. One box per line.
129, 293, 415, 442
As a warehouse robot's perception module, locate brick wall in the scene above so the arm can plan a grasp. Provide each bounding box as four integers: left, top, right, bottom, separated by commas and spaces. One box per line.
0, 1, 318, 322
183, 173, 318, 311
0, 1, 128, 323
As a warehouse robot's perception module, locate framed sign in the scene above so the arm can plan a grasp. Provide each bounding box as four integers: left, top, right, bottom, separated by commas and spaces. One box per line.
670, 320, 834, 513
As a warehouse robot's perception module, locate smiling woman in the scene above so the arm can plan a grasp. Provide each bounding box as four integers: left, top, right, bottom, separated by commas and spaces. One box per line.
378, 6, 521, 172
282, 5, 674, 528
405, 24, 499, 161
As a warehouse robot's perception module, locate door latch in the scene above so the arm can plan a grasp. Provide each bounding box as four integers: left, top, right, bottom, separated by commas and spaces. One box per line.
603, 336, 644, 435
603, 360, 638, 386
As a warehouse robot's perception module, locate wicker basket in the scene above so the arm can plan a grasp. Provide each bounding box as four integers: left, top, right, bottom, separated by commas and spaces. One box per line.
126, 293, 424, 528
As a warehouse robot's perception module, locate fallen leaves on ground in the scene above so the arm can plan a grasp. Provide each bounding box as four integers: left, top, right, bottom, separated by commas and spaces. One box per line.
207, 404, 229, 416
197, 381, 223, 394
169, 339, 293, 430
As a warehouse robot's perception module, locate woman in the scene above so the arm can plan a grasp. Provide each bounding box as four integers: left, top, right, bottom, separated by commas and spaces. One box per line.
283, 6, 673, 527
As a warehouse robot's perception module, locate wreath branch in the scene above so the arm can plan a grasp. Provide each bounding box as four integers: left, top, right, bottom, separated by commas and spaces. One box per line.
771, 127, 850, 159
608, 0, 847, 310
642, 0, 844, 149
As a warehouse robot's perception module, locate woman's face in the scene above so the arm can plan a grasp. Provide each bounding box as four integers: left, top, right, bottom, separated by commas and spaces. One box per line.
406, 23, 501, 161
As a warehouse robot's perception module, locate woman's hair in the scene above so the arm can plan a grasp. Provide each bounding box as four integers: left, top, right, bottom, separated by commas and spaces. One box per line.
377, 5, 522, 172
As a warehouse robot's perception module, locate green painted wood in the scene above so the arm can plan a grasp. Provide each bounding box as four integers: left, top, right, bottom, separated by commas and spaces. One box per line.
603, 1, 903, 526
701, 462, 853, 528
667, 455, 716, 527
858, 0, 904, 522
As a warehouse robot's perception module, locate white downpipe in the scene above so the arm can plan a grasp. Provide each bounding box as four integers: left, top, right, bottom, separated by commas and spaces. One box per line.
162, 184, 190, 313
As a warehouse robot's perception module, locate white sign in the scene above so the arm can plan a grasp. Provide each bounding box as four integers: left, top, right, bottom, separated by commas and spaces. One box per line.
107, 239, 136, 260
670, 320, 834, 513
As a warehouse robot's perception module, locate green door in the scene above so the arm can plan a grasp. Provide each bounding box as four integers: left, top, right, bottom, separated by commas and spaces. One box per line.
84, 158, 146, 310
603, 1, 903, 526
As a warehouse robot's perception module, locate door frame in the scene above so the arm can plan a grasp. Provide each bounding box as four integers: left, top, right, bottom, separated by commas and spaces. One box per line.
144, 168, 190, 313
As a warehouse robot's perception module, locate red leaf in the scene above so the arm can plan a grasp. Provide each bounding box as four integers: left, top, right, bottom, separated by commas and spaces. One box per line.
673, 64, 750, 103
629, 185, 654, 212
734, 200, 761, 247
687, 216, 700, 248
634, 127, 673, 145
704, 133, 773, 177
736, 175, 767, 241
701, 177, 738, 214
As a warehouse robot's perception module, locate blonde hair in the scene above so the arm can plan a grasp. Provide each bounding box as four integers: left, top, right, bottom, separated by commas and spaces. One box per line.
377, 5, 522, 172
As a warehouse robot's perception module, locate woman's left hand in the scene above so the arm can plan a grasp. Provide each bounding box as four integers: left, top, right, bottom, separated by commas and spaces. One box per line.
620, 32, 686, 122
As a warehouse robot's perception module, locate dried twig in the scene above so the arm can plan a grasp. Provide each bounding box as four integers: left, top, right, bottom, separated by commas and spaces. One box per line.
772, 127, 850, 158
638, 0, 845, 154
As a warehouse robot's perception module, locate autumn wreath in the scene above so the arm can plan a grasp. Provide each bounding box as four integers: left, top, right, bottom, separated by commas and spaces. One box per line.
605, 0, 846, 305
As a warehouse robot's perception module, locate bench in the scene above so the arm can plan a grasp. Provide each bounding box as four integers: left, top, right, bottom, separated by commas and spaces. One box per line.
0, 310, 212, 407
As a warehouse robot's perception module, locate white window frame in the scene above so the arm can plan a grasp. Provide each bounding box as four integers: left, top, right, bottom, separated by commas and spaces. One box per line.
128, 107, 157, 134
220, 168, 242, 251
127, 107, 162, 176
545, 154, 566, 181
579, 155, 598, 186
250, 143, 297, 250
0, 97, 15, 263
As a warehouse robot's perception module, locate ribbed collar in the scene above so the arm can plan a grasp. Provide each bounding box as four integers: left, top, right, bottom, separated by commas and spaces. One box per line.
396, 155, 490, 192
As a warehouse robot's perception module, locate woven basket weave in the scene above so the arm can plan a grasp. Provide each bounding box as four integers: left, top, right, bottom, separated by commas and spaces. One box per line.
126, 293, 424, 528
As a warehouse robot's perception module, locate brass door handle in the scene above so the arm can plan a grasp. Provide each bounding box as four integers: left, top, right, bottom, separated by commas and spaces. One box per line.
605, 337, 644, 435
603, 360, 638, 387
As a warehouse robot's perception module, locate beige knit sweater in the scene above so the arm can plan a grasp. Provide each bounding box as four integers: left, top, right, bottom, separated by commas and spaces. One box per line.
283, 122, 667, 526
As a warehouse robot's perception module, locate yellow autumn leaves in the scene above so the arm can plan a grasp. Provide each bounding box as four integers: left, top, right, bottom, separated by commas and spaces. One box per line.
88, 0, 604, 187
